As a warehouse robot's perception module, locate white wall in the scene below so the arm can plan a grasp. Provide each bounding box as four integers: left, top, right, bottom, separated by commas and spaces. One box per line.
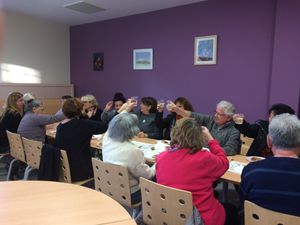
1, 11, 70, 84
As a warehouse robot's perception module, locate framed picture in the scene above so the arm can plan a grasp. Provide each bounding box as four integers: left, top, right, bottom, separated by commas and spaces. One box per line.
133, 48, 153, 70
194, 35, 218, 65
93, 53, 104, 71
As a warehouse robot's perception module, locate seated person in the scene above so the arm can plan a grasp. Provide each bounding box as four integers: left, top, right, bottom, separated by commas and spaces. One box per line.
23, 92, 35, 103
134, 97, 162, 139
102, 112, 155, 204
101, 92, 126, 123
156, 118, 238, 225
170, 100, 240, 155
0, 92, 24, 153
55, 98, 107, 181
233, 103, 295, 157
240, 114, 300, 217
18, 99, 65, 142
61, 95, 72, 106
81, 94, 103, 121
156, 97, 194, 140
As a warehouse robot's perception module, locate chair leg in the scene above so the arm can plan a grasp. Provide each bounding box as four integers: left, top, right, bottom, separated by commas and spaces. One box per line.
23, 166, 34, 180
6, 159, 17, 181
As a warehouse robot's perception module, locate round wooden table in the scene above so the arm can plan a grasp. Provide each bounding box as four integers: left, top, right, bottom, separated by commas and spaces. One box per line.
0, 181, 136, 225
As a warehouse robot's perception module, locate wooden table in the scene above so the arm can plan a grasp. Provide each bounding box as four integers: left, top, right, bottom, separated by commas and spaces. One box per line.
220, 155, 249, 202
221, 155, 249, 185
0, 181, 136, 225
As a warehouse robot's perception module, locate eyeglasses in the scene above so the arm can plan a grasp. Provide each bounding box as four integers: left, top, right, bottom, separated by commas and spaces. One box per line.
214, 110, 226, 117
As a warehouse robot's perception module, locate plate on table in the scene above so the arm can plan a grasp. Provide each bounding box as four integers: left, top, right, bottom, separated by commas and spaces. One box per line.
246, 156, 265, 162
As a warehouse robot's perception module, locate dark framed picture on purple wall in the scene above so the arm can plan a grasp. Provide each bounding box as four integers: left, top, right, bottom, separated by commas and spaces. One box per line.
194, 35, 218, 65
93, 53, 104, 71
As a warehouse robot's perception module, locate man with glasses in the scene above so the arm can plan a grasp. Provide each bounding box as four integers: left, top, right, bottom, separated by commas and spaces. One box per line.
170, 100, 240, 155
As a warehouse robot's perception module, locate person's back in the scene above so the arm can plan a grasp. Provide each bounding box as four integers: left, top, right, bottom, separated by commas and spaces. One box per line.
240, 114, 300, 216
54, 98, 107, 181
156, 118, 229, 225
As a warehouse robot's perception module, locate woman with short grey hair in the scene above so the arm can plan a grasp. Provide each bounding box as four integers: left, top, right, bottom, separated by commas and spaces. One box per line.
102, 112, 155, 204
18, 99, 65, 142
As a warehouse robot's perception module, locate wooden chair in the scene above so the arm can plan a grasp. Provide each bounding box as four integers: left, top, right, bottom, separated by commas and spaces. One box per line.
22, 137, 43, 180
60, 149, 94, 185
244, 200, 300, 225
6, 131, 27, 180
139, 177, 193, 225
91, 157, 141, 209
240, 134, 254, 155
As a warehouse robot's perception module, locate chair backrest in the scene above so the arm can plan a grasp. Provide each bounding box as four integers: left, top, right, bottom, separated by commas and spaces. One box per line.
140, 177, 193, 225
91, 158, 133, 208
22, 137, 43, 170
6, 130, 26, 162
60, 149, 72, 183
244, 200, 300, 225
240, 134, 254, 155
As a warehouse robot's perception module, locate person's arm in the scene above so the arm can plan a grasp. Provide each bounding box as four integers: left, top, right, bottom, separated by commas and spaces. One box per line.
100, 110, 116, 123
128, 149, 155, 180
33, 110, 65, 126
207, 139, 230, 179
234, 120, 260, 138
222, 127, 241, 156
202, 126, 229, 178
84, 119, 108, 135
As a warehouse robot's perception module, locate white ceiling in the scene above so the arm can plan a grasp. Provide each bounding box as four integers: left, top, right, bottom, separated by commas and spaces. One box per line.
3, 0, 207, 26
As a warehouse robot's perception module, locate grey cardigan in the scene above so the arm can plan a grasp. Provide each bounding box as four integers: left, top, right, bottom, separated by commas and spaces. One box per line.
18, 110, 65, 142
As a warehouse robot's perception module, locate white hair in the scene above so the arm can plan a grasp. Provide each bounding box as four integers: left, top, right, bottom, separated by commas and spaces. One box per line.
217, 100, 235, 116
269, 114, 300, 149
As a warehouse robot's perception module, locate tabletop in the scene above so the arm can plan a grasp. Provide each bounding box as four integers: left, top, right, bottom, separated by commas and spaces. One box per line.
0, 181, 135, 225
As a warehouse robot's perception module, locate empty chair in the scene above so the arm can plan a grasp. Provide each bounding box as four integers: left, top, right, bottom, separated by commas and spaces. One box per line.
240, 134, 254, 156
6, 131, 27, 180
244, 200, 300, 225
139, 177, 193, 225
22, 137, 42, 180
92, 157, 141, 209
60, 149, 93, 185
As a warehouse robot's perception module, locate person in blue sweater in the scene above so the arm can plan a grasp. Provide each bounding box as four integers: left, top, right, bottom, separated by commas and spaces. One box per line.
240, 113, 300, 217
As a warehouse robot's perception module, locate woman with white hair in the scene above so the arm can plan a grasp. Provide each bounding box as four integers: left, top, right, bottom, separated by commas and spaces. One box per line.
17, 99, 65, 142
102, 112, 155, 203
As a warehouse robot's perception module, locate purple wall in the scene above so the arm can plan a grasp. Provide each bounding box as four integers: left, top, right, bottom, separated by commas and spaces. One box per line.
70, 0, 298, 122
269, 0, 300, 114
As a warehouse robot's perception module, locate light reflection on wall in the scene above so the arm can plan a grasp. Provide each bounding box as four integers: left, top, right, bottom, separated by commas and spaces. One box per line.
0, 63, 41, 83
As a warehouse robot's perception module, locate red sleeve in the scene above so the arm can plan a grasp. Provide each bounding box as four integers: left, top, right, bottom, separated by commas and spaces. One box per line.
207, 139, 229, 178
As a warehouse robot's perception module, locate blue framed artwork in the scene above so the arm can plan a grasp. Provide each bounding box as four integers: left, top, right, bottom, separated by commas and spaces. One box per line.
93, 53, 104, 71
133, 48, 153, 70
194, 35, 218, 65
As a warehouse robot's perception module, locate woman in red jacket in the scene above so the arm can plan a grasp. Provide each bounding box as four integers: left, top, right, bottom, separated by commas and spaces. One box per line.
156, 118, 236, 225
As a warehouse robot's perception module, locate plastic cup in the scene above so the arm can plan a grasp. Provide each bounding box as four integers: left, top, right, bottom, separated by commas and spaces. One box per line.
235, 113, 244, 124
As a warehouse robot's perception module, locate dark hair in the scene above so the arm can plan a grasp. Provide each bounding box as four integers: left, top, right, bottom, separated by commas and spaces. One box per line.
113, 92, 126, 103
174, 97, 194, 111
141, 97, 157, 113
268, 103, 295, 116
62, 98, 83, 119
170, 118, 204, 154
61, 95, 72, 100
